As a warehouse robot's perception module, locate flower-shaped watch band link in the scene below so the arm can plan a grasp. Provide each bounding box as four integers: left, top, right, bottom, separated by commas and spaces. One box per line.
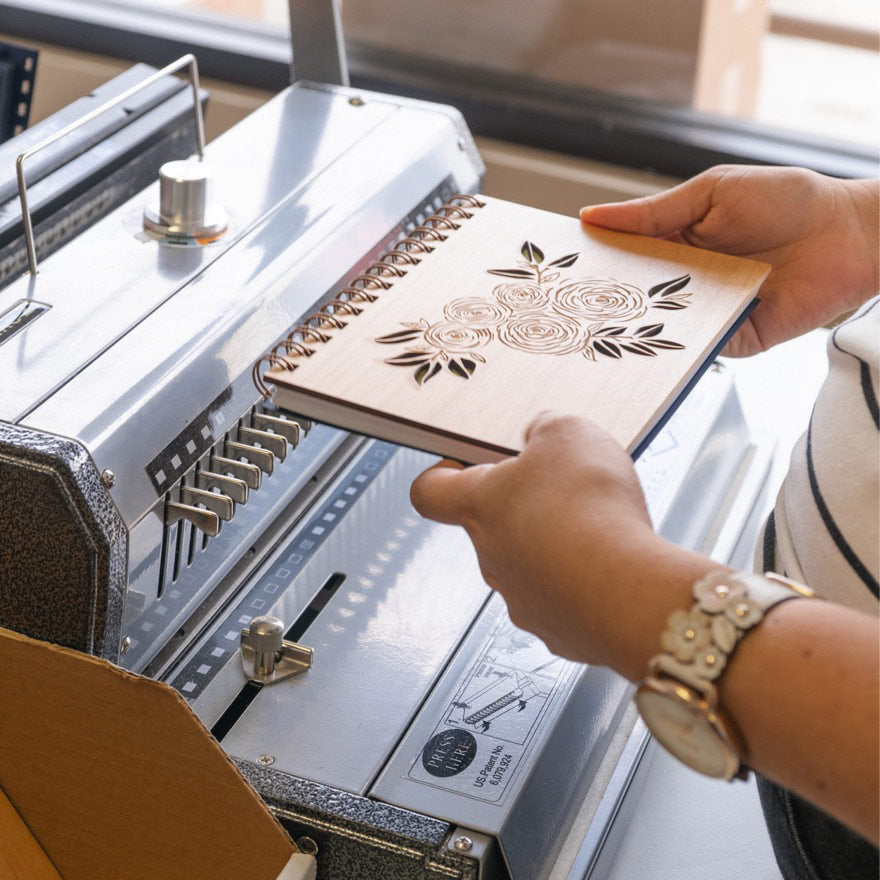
648, 571, 819, 697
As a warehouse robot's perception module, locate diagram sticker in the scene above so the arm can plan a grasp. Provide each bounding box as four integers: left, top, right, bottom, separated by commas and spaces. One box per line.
408, 618, 575, 803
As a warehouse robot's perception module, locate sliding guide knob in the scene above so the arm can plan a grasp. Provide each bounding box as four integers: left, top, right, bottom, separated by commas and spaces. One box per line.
242, 616, 284, 675
143, 159, 227, 240
240, 615, 313, 686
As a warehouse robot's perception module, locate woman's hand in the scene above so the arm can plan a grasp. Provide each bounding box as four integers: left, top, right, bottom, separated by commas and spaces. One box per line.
581, 166, 880, 357
411, 413, 879, 842
410, 412, 720, 680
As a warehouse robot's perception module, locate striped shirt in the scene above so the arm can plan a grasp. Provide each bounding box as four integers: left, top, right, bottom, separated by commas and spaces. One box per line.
762, 296, 879, 613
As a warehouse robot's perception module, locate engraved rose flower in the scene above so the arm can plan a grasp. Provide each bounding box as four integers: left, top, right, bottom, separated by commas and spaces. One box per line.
554, 279, 648, 323
492, 281, 551, 311
443, 297, 512, 327
376, 236, 692, 386
498, 311, 587, 356
422, 321, 492, 352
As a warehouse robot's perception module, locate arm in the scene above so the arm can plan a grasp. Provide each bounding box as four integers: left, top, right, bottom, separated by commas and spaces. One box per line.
410, 414, 879, 843
581, 166, 880, 356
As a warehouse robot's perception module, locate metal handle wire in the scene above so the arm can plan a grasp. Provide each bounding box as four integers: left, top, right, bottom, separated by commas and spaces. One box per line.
14, 54, 206, 276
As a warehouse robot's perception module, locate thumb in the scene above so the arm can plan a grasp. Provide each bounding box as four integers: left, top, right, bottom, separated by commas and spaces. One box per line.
580, 171, 718, 238
410, 459, 479, 524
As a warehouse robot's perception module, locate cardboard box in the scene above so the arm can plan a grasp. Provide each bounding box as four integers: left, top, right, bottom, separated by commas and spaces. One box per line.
0, 627, 316, 880
343, 0, 767, 116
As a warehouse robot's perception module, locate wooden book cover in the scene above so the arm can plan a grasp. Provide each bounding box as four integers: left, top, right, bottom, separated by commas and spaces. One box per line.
258, 195, 769, 463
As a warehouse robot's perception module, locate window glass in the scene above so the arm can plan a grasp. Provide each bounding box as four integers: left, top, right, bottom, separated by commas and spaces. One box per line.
54, 0, 880, 148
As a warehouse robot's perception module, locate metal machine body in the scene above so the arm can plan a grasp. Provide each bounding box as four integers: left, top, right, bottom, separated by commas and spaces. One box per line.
0, 75, 773, 878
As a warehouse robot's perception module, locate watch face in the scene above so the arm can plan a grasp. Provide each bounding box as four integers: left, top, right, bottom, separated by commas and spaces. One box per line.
635, 684, 739, 779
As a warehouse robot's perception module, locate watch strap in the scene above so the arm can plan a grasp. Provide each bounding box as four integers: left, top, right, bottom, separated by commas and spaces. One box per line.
647, 570, 819, 697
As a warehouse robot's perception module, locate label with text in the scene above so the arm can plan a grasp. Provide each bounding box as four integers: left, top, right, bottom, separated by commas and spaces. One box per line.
407, 618, 575, 803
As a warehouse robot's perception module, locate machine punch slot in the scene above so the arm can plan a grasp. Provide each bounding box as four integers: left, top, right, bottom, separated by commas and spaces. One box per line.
186, 501, 198, 567
172, 517, 186, 583
210, 680, 263, 743
157, 519, 174, 599
286, 572, 346, 643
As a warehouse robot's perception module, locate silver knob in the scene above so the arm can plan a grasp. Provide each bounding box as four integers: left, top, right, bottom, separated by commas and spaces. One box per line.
143, 159, 227, 239
241, 616, 284, 676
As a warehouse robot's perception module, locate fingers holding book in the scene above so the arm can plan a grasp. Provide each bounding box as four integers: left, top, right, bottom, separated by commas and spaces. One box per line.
410, 411, 665, 669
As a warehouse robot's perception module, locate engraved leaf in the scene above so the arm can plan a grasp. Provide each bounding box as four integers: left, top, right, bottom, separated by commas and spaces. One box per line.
645, 338, 686, 350
385, 352, 432, 365
547, 252, 579, 269
593, 339, 622, 358
620, 342, 657, 356
424, 362, 442, 383
521, 241, 545, 263
448, 359, 471, 379
593, 325, 627, 336
471, 353, 487, 364
376, 329, 423, 343
487, 268, 535, 279
652, 302, 688, 310
542, 272, 560, 282
414, 363, 430, 385
648, 274, 690, 298
582, 345, 597, 361
635, 323, 665, 337
461, 358, 477, 374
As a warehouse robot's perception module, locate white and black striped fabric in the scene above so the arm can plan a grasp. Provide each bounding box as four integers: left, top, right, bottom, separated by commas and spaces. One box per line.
761, 295, 879, 613
756, 295, 879, 874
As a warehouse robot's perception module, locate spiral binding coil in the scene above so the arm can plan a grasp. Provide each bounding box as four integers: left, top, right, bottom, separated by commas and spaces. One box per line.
252, 194, 486, 399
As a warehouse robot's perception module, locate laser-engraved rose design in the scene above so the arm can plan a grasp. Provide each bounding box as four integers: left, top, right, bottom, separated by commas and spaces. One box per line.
375, 239, 691, 385
443, 298, 513, 327
423, 321, 492, 352
492, 281, 550, 311
498, 311, 587, 356
554, 280, 647, 322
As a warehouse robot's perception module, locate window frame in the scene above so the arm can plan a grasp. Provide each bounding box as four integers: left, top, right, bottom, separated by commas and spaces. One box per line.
1, 0, 877, 180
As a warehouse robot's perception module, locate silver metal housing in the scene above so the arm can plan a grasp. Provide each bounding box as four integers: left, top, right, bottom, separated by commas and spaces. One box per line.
0, 78, 772, 879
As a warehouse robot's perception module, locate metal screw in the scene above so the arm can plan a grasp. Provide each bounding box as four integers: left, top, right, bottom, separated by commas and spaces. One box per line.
453, 836, 473, 853
297, 836, 319, 856
348, 96, 365, 106
119, 636, 132, 655
101, 469, 116, 488
257, 754, 275, 765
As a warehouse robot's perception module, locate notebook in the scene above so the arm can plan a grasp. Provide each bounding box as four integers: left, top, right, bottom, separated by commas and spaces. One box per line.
255, 195, 769, 464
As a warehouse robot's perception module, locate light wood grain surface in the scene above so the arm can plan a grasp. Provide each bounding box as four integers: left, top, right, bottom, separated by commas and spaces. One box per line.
268, 196, 769, 460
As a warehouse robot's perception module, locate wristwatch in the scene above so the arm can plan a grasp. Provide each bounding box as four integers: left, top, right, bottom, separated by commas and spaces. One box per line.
634, 570, 818, 780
